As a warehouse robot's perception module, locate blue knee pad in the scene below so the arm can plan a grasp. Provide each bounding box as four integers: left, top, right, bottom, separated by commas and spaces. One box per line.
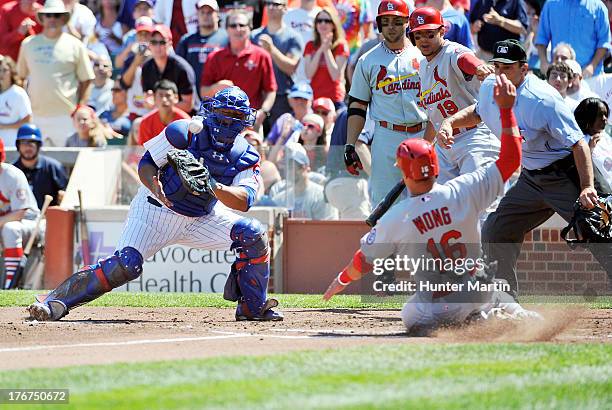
44, 247, 143, 311
225, 218, 270, 315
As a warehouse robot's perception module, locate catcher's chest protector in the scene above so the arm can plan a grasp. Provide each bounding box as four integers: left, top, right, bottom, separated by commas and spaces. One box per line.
160, 130, 259, 217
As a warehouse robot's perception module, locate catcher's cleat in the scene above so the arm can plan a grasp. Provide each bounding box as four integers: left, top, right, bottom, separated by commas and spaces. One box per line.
27, 300, 67, 321
166, 149, 216, 197
236, 298, 284, 321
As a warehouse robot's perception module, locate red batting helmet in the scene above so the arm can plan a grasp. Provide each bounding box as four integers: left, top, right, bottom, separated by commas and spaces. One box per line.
396, 139, 439, 180
409, 7, 444, 32
376, 0, 409, 30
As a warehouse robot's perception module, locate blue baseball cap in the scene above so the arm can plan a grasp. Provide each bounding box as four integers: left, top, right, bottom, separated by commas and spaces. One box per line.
288, 82, 313, 100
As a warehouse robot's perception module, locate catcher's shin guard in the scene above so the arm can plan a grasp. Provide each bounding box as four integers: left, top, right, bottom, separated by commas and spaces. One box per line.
28, 247, 143, 321
226, 218, 283, 321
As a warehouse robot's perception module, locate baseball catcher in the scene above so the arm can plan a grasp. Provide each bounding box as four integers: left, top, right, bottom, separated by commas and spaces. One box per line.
28, 86, 283, 322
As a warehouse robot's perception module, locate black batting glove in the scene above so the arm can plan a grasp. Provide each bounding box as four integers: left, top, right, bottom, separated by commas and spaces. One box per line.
344, 144, 363, 176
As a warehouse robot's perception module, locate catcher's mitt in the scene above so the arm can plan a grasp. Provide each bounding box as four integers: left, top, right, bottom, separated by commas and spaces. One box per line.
561, 195, 612, 248
166, 149, 217, 198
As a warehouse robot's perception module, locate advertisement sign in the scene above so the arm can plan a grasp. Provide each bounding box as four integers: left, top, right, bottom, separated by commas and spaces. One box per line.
83, 222, 234, 293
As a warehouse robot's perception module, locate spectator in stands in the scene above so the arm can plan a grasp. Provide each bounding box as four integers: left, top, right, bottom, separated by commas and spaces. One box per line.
252, 0, 303, 125
141, 24, 196, 114
312, 96, 335, 138
271, 142, 338, 219
116, 2, 156, 69
0, 55, 32, 147
117, 0, 142, 31
95, 0, 123, 58
565, 59, 597, 109
63, 0, 97, 41
88, 56, 114, 115
119, 17, 155, 119
138, 79, 190, 145
17, 0, 95, 147
552, 42, 576, 65
0, 0, 42, 61
536, 0, 611, 78
283, 0, 319, 45
266, 82, 312, 145
154, 0, 199, 47
574, 97, 612, 195
66, 105, 112, 147
201, 9, 277, 131
546, 61, 572, 101
469, 0, 528, 60
303, 7, 349, 110
427, 0, 474, 49
176, 0, 228, 100
297, 112, 327, 171
13, 123, 68, 208
100, 79, 132, 139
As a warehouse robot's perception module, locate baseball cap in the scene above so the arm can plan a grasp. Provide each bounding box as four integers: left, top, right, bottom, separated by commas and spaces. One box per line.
197, 0, 219, 10
565, 59, 582, 76
312, 97, 334, 114
489, 39, 527, 64
301, 113, 324, 132
135, 16, 154, 32
135, 0, 155, 8
286, 142, 310, 166
152, 24, 172, 41
288, 82, 313, 100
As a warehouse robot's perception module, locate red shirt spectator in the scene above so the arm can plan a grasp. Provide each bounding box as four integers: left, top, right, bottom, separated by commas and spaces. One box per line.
0, 0, 42, 61
201, 9, 277, 133
138, 106, 190, 145
304, 40, 349, 103
202, 43, 277, 110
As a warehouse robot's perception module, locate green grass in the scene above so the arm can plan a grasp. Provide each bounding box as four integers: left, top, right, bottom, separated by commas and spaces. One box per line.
0, 343, 610, 410
2, 290, 611, 309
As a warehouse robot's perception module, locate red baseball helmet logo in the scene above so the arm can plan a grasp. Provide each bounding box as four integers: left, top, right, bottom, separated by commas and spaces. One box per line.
417, 16, 425, 24
387, 2, 394, 10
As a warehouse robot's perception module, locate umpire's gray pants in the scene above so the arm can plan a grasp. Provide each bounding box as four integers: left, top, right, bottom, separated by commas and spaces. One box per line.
481, 159, 612, 299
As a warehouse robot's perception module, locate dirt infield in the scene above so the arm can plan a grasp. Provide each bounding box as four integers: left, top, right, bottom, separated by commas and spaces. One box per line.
1, 307, 610, 371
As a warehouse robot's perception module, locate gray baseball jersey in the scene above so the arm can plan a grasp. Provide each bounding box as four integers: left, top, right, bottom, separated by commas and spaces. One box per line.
350, 42, 427, 126
360, 163, 504, 283
0, 164, 38, 218
418, 41, 481, 130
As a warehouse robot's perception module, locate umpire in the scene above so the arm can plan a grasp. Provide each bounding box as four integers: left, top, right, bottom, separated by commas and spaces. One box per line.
438, 39, 612, 298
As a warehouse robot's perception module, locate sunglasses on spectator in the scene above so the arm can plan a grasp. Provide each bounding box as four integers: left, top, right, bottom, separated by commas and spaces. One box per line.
265, 2, 285, 8
111, 87, 125, 92
314, 109, 330, 116
43, 13, 64, 18
228, 23, 249, 29
150, 39, 167, 46
302, 122, 321, 131
315, 18, 333, 24
94, 62, 110, 68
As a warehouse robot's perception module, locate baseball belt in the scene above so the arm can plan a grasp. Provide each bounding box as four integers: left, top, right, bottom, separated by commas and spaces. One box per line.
378, 121, 423, 133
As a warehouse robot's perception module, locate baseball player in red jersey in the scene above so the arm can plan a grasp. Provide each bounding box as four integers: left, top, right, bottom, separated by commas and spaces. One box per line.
324, 74, 541, 334
410, 7, 499, 184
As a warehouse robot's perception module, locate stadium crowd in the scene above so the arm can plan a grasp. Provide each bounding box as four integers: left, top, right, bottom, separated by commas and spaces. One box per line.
0, 0, 611, 226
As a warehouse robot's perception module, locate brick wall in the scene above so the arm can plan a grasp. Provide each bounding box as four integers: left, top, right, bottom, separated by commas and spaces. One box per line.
517, 228, 609, 295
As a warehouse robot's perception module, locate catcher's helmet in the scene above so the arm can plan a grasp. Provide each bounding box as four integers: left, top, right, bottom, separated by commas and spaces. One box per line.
200, 86, 256, 151
396, 138, 439, 180
16, 123, 43, 146
409, 7, 444, 32
376, 0, 409, 31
